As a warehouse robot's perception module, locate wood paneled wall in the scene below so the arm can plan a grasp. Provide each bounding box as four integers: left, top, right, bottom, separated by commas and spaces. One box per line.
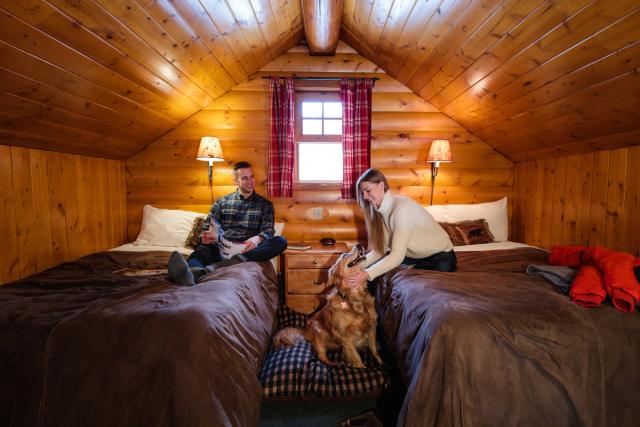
127, 42, 513, 244
512, 146, 640, 256
0, 145, 127, 285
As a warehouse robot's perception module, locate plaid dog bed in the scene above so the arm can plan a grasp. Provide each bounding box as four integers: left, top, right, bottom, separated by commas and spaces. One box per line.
260, 306, 390, 399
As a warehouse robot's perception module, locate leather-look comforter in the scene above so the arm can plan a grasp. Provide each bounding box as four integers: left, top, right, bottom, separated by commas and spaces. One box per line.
0, 250, 278, 427
376, 247, 640, 427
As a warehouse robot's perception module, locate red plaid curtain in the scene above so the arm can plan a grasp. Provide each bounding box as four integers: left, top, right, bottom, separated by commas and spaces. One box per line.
341, 78, 373, 198
268, 76, 295, 197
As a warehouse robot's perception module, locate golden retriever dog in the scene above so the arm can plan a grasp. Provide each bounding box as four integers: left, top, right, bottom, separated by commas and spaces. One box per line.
274, 244, 383, 368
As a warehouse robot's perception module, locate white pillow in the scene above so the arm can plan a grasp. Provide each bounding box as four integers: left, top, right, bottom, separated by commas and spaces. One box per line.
426, 197, 508, 242
134, 205, 205, 247
135, 204, 285, 249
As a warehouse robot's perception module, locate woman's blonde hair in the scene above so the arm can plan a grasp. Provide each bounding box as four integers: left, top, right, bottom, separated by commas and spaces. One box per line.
356, 168, 389, 255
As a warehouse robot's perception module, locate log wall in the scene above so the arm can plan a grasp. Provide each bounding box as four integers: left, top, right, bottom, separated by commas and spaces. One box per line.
512, 146, 640, 256
126, 43, 514, 244
0, 145, 127, 285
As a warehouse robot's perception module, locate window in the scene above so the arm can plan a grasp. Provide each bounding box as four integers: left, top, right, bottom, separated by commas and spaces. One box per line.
296, 93, 342, 182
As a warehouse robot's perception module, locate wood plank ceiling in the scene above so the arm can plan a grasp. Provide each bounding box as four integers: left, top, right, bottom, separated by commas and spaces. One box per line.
0, 0, 638, 162
342, 0, 640, 162
0, 0, 304, 159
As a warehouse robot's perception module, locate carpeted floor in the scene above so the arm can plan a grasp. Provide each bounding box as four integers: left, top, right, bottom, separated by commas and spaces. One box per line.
260, 398, 382, 427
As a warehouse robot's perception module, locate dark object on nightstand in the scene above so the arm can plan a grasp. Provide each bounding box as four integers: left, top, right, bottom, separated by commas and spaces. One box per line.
320, 237, 336, 246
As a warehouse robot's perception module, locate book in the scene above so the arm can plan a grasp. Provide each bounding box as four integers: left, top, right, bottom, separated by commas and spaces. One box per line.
288, 245, 312, 251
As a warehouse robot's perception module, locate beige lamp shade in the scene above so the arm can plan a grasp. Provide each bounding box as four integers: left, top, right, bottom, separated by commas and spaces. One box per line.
427, 139, 452, 163
196, 136, 224, 162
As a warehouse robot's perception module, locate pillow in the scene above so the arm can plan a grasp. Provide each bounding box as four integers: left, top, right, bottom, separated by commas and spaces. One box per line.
439, 219, 494, 246
426, 197, 508, 242
260, 306, 390, 399
274, 222, 284, 237
185, 216, 206, 249
134, 205, 205, 247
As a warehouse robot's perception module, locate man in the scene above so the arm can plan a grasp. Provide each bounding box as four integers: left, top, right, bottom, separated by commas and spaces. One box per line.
168, 161, 287, 285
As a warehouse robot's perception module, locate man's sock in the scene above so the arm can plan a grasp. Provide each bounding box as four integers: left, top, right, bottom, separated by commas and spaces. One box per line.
189, 266, 207, 282
168, 251, 195, 286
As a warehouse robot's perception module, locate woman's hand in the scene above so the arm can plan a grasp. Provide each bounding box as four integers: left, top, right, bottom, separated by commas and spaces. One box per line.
343, 270, 370, 288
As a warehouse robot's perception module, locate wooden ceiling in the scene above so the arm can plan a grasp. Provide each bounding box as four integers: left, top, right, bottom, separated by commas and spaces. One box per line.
342, 0, 640, 162
0, 0, 303, 159
0, 0, 638, 162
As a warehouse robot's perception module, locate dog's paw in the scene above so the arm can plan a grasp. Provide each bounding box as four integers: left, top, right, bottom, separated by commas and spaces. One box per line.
346, 359, 366, 369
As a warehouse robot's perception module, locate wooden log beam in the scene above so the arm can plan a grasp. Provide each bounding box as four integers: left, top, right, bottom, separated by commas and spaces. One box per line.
301, 0, 344, 55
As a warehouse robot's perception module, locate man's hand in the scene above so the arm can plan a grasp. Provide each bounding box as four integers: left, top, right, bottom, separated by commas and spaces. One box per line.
201, 227, 218, 244
242, 235, 263, 253
343, 270, 370, 288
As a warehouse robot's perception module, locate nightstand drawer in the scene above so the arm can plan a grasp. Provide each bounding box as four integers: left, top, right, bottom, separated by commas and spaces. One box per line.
287, 294, 324, 314
286, 269, 330, 293
285, 253, 341, 269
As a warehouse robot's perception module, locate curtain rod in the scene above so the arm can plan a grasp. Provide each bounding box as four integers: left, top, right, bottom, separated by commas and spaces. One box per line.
261, 76, 379, 81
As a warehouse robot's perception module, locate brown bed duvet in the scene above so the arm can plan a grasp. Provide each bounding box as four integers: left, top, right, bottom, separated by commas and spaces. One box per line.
0, 250, 278, 427
376, 247, 640, 427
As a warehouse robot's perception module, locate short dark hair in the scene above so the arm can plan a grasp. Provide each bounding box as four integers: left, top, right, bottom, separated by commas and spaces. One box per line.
233, 161, 251, 171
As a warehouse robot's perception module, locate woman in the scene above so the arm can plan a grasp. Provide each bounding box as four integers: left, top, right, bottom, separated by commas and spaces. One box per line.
344, 168, 456, 287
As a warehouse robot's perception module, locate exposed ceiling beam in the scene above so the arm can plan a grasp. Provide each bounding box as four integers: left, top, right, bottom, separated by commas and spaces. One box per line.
301, 0, 344, 55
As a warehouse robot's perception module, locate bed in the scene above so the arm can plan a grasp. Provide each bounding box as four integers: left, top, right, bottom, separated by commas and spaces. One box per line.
376, 242, 640, 426
0, 205, 281, 427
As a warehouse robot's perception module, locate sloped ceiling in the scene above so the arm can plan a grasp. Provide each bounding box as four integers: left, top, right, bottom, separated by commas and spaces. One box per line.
341, 0, 640, 162
0, 0, 304, 159
0, 0, 638, 162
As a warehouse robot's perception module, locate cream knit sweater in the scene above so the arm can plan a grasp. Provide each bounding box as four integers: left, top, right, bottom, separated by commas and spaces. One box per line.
364, 191, 453, 280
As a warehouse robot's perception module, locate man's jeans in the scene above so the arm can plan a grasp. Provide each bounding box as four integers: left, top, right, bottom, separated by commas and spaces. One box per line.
187, 236, 288, 268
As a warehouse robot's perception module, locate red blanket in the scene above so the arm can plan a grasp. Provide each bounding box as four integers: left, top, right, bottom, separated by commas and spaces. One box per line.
549, 245, 640, 313
548, 245, 588, 268
569, 266, 606, 308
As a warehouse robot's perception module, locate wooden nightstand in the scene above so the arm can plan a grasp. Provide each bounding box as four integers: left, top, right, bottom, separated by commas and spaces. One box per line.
283, 242, 348, 314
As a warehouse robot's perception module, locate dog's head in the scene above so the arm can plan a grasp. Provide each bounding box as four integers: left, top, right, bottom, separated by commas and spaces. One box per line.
327, 244, 367, 298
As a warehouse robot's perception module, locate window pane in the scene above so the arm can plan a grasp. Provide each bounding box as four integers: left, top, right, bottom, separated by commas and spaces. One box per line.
302, 102, 322, 118
302, 119, 322, 135
298, 143, 343, 181
323, 102, 342, 118
324, 119, 342, 135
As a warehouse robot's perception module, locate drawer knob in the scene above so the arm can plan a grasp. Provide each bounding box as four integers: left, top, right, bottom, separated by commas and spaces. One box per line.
312, 259, 319, 265
313, 280, 321, 285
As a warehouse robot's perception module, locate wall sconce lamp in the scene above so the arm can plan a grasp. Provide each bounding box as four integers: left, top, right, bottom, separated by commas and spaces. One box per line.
196, 136, 224, 201
427, 139, 452, 205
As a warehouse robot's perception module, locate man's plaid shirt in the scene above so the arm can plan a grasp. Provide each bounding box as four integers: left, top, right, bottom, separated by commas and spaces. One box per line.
203, 190, 275, 243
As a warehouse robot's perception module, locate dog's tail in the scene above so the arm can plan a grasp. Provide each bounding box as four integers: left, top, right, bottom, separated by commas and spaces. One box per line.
273, 327, 304, 349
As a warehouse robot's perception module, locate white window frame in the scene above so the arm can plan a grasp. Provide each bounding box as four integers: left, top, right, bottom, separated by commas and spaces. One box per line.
295, 92, 343, 184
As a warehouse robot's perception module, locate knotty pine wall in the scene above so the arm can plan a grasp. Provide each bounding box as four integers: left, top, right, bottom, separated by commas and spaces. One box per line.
126, 42, 513, 244
512, 146, 640, 256
0, 146, 127, 285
